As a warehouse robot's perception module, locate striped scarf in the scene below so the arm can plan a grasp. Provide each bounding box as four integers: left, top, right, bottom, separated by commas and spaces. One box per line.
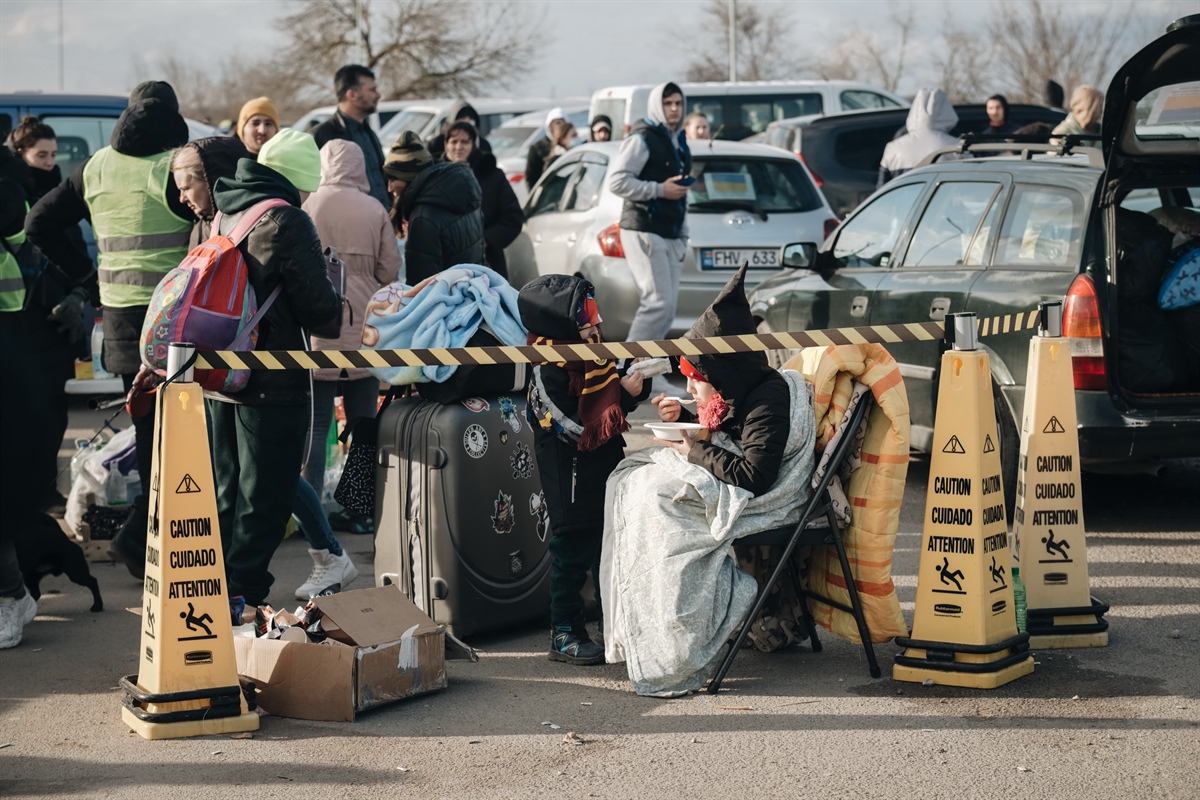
528, 333, 628, 452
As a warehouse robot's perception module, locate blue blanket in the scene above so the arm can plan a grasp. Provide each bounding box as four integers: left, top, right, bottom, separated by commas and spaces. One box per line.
360, 265, 528, 385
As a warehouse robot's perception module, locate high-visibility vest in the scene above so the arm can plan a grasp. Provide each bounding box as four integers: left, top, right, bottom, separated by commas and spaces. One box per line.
83, 147, 191, 308
0, 228, 27, 312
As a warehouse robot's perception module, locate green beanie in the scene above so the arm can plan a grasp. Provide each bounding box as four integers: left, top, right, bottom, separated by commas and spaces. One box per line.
258, 129, 321, 192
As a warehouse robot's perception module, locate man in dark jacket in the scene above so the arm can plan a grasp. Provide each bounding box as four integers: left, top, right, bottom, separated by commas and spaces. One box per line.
426, 99, 493, 161
208, 129, 343, 608
977, 94, 1020, 137
607, 82, 691, 343
311, 64, 388, 209
384, 132, 484, 284
26, 81, 195, 575
441, 120, 523, 277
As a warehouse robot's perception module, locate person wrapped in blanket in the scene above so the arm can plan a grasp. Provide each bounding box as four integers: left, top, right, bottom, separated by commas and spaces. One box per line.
650, 264, 811, 653
518, 275, 650, 665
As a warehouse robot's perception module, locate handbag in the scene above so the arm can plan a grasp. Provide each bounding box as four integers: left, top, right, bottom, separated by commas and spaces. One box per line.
333, 387, 399, 518
1, 234, 71, 314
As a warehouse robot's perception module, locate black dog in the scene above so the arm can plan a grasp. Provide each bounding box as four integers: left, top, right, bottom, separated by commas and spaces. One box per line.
14, 514, 103, 612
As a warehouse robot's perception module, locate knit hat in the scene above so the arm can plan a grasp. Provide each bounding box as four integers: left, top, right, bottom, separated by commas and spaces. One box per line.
257, 128, 321, 192
383, 131, 432, 182
235, 96, 280, 142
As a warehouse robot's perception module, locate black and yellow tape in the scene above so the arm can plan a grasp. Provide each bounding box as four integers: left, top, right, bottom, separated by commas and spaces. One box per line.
194, 309, 1041, 371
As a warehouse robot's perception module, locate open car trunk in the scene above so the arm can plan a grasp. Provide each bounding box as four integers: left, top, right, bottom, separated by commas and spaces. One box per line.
1102, 16, 1200, 407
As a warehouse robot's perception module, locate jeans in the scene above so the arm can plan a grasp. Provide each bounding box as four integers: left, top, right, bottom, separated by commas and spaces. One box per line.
210, 400, 308, 606
294, 477, 343, 556
303, 378, 381, 496
619, 229, 686, 342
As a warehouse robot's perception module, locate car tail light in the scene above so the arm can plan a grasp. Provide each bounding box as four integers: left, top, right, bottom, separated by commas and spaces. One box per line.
823, 217, 841, 239
598, 223, 624, 258
1063, 274, 1105, 390
508, 172, 524, 184
799, 154, 823, 187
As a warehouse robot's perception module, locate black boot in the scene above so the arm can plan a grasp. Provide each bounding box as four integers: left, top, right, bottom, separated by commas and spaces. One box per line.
108, 496, 148, 579
549, 614, 605, 665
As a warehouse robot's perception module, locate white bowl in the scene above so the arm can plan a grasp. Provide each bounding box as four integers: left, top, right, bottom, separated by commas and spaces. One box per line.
643, 422, 704, 441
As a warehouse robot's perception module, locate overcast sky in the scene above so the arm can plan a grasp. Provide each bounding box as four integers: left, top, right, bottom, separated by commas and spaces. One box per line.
1, 0, 1193, 104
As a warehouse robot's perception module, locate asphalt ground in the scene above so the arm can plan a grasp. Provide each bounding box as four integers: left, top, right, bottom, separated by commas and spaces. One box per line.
2, 388, 1197, 799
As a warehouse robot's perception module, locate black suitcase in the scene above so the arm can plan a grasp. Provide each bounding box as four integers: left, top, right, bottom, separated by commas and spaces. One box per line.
374, 392, 552, 636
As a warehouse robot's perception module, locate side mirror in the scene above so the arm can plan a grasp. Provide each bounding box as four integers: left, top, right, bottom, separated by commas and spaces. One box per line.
780, 242, 818, 269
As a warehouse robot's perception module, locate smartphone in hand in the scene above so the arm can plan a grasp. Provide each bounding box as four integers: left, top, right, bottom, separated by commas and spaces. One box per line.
677, 175, 697, 187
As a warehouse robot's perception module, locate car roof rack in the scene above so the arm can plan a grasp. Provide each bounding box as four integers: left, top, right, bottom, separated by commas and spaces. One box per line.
918, 133, 1105, 169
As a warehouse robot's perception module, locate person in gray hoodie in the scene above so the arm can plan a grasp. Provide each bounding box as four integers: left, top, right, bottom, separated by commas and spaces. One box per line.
878, 88, 960, 187
607, 81, 691, 343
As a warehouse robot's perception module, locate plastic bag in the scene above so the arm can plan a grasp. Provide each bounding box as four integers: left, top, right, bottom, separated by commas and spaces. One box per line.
64, 426, 141, 533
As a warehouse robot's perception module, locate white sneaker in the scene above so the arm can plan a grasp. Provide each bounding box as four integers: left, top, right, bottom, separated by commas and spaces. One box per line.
295, 548, 359, 600
0, 592, 38, 649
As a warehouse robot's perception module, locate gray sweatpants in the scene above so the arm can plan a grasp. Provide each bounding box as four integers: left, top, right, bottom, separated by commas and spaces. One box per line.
620, 229, 687, 342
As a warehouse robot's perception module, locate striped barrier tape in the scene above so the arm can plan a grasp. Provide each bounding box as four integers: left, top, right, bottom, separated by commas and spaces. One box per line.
194, 309, 1041, 371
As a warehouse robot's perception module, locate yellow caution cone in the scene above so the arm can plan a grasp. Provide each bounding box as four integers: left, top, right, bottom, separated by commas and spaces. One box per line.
1013, 302, 1109, 648
121, 344, 259, 739
894, 313, 1035, 688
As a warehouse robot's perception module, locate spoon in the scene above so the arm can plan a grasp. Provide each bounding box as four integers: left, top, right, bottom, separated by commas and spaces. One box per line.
662, 395, 696, 405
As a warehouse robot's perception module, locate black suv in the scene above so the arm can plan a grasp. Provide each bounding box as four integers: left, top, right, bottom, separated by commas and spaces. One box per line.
768, 103, 1067, 217
751, 17, 1200, 515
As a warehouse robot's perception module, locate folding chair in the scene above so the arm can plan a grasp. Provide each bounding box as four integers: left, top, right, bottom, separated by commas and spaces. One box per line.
707, 392, 881, 694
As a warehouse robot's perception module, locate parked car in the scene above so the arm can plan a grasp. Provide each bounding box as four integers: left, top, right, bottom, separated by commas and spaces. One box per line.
765, 104, 1067, 218
491, 105, 590, 204
505, 140, 839, 340
376, 98, 559, 147
590, 81, 908, 141
749, 16, 1200, 516
289, 100, 414, 134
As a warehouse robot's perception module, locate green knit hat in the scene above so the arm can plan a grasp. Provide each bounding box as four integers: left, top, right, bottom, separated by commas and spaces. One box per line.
258, 128, 321, 192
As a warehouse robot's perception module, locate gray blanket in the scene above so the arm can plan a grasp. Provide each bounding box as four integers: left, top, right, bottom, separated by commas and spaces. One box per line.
600, 370, 816, 696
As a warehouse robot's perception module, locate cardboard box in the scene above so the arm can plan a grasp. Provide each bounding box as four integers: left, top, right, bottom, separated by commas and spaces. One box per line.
234, 586, 446, 721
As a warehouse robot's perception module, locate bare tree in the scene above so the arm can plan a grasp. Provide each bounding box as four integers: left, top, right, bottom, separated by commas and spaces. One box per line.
276, 0, 542, 101
812, 3, 914, 92
987, 0, 1132, 102
684, 0, 799, 82
149, 53, 318, 126
935, 20, 995, 104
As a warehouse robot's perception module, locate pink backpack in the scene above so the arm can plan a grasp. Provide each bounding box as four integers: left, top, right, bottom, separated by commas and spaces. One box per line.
140, 198, 288, 392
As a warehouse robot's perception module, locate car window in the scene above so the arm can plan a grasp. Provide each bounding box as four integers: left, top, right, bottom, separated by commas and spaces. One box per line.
563, 158, 607, 212
490, 126, 539, 159
687, 157, 824, 213
526, 161, 580, 217
379, 110, 435, 143
834, 124, 903, 172
831, 182, 924, 267
903, 182, 1002, 267
41, 115, 118, 180
840, 91, 902, 110
996, 184, 1084, 268
696, 95, 823, 140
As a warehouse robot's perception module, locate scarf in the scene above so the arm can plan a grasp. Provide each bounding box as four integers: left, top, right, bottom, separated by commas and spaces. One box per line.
528, 333, 628, 452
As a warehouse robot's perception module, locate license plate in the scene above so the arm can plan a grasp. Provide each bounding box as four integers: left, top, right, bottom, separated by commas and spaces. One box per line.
700, 248, 778, 269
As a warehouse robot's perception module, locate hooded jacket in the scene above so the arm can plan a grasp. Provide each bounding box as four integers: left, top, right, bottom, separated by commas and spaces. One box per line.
181, 136, 253, 244
26, 81, 195, 374
678, 265, 790, 496
1052, 85, 1104, 137
209, 158, 343, 405
609, 81, 692, 239
878, 88, 960, 187
302, 139, 402, 380
401, 160, 485, 285
427, 100, 493, 161
519, 274, 642, 536
465, 146, 523, 277
311, 109, 389, 208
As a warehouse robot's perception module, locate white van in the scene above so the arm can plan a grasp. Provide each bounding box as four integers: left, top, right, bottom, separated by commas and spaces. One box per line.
290, 100, 417, 134
376, 98, 566, 146
589, 80, 908, 141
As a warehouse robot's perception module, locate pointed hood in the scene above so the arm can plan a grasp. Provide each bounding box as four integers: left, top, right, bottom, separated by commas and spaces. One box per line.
683, 264, 773, 414
905, 88, 958, 133
445, 100, 481, 131
318, 138, 370, 193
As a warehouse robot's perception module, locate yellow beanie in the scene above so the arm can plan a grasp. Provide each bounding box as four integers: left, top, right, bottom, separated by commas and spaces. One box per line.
236, 96, 280, 142
258, 129, 321, 193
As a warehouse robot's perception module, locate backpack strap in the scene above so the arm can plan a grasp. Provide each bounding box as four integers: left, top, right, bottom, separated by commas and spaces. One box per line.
227, 284, 283, 351
212, 198, 292, 245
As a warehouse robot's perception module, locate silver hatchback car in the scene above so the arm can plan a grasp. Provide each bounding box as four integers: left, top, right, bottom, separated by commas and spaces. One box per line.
505, 140, 838, 340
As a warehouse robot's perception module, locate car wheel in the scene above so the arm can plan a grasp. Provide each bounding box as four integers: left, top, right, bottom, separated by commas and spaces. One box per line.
992, 381, 1020, 525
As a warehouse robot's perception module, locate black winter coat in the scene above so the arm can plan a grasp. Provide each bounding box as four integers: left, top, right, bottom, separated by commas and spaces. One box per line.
401, 161, 485, 285
467, 150, 524, 277
210, 159, 343, 405
524, 135, 556, 189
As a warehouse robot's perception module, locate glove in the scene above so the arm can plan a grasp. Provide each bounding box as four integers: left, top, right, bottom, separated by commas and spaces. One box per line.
47, 287, 89, 344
